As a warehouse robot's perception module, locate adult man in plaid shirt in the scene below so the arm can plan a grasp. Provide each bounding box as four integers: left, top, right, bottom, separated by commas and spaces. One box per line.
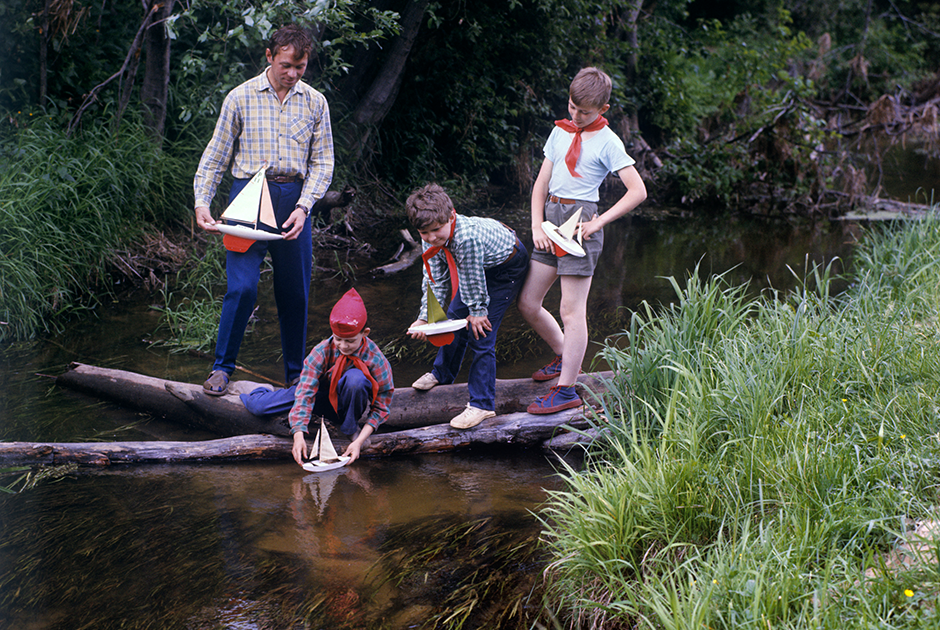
193, 24, 333, 396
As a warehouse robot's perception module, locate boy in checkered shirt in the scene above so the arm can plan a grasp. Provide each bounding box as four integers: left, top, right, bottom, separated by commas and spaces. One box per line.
406, 184, 529, 430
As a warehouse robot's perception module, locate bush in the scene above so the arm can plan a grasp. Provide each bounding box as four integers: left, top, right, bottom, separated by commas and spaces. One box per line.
0, 117, 196, 340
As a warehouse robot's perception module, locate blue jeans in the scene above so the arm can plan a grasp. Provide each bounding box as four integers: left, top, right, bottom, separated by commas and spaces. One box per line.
213, 179, 311, 383
240, 369, 370, 437
430, 238, 529, 410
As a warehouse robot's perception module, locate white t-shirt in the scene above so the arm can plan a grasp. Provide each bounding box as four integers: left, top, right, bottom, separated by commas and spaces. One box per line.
544, 125, 635, 202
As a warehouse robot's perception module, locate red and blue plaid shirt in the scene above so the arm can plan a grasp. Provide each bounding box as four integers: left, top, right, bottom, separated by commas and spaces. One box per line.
288, 336, 394, 434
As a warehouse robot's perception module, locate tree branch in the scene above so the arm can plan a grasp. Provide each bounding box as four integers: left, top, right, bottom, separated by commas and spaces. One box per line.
67, 2, 160, 136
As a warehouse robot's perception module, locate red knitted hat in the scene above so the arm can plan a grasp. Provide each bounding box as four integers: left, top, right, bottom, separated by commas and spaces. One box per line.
330, 288, 367, 336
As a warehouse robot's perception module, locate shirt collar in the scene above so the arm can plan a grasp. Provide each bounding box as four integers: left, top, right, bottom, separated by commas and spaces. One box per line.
256, 67, 301, 98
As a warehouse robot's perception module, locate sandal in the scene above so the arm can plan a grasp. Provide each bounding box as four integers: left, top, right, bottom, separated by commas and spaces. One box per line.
203, 370, 230, 396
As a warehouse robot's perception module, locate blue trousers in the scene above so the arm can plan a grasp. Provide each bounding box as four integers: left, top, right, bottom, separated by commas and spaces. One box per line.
430, 238, 529, 410
213, 179, 312, 383
240, 368, 370, 437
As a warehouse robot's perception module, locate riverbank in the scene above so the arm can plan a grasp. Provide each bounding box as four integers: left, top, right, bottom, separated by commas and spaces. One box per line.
539, 211, 940, 626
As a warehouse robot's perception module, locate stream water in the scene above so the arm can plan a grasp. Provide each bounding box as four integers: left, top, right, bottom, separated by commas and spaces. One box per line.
0, 193, 902, 628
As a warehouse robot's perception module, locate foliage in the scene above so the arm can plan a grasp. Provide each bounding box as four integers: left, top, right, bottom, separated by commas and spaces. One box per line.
539, 212, 940, 627
0, 116, 196, 341
658, 86, 843, 209
166, 0, 401, 128
150, 242, 228, 353
371, 0, 572, 189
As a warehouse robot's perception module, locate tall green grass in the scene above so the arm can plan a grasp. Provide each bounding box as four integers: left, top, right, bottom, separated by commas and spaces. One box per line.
541, 216, 940, 628
0, 118, 196, 341
150, 243, 227, 353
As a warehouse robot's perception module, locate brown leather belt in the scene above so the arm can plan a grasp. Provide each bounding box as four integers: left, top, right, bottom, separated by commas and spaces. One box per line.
266, 174, 303, 183
549, 194, 577, 204
502, 245, 519, 265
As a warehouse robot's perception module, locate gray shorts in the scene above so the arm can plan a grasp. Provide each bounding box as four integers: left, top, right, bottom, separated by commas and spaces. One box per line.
530, 200, 602, 276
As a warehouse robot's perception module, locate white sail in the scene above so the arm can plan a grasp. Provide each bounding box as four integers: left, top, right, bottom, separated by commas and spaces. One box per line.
219, 166, 279, 231
317, 418, 341, 463
258, 178, 277, 229
301, 418, 350, 472
557, 207, 582, 241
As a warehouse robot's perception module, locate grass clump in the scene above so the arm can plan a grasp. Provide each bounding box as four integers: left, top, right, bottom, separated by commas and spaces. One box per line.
150, 243, 227, 353
0, 118, 196, 341
540, 215, 940, 628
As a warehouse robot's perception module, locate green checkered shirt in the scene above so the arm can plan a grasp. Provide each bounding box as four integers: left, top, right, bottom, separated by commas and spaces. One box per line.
419, 214, 516, 319
193, 69, 334, 212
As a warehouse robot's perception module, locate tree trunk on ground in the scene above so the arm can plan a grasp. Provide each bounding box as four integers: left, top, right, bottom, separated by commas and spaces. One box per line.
140, 0, 175, 141
55, 363, 615, 435
0, 407, 592, 467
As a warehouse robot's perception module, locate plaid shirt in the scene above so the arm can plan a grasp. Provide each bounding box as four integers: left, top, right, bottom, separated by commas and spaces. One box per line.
419, 214, 516, 319
288, 336, 394, 434
194, 69, 334, 212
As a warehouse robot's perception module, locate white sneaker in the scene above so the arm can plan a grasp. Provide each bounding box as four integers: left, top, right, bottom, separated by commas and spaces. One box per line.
450, 404, 496, 430
412, 372, 440, 390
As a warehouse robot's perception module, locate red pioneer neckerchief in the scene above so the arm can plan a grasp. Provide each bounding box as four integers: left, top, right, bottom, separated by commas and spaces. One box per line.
555, 115, 609, 178
328, 343, 379, 413
421, 215, 459, 301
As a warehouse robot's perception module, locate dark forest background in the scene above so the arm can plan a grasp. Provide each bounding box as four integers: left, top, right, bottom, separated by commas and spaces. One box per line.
2, 0, 939, 340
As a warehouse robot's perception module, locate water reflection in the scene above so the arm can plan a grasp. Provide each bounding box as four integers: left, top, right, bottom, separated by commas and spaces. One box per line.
0, 450, 568, 629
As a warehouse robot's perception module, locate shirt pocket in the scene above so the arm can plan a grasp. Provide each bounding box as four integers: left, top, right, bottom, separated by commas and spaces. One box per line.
289, 117, 315, 146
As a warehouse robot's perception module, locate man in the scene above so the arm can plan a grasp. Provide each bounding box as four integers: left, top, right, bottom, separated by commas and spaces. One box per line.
193, 24, 334, 396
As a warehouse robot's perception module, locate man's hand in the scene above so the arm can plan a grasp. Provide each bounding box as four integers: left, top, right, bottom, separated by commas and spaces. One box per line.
281, 208, 307, 240
467, 315, 491, 340
291, 431, 308, 466
195, 206, 220, 233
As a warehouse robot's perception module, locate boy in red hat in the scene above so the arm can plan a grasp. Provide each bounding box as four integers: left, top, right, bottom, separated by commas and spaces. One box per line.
287, 288, 394, 465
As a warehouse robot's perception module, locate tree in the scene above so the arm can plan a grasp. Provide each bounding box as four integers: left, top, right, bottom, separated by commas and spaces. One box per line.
141, 0, 176, 140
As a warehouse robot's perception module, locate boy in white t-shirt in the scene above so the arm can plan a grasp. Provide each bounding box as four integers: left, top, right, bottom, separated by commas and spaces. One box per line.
518, 67, 647, 414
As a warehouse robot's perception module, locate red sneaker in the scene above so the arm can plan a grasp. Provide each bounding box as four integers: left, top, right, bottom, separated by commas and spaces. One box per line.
527, 385, 581, 414
532, 355, 563, 381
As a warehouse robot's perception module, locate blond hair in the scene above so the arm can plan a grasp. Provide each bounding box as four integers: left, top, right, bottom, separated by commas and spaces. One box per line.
406, 183, 454, 230
569, 67, 612, 109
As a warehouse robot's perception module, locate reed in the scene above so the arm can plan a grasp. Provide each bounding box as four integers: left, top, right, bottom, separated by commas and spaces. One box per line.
0, 118, 196, 341
150, 243, 227, 352
540, 213, 940, 628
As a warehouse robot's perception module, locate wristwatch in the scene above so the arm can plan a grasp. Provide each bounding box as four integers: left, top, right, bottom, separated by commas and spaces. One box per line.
296, 205, 310, 217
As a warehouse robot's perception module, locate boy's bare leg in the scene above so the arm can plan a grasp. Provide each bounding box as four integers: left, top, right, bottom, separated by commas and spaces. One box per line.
557, 274, 593, 386
518, 261, 563, 353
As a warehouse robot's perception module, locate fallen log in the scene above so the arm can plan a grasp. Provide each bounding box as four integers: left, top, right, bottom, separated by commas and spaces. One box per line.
0, 434, 291, 467
0, 407, 591, 467
370, 229, 421, 275
55, 363, 613, 436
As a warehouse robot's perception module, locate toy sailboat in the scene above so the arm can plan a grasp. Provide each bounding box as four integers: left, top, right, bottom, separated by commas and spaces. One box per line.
541, 207, 586, 257
301, 418, 350, 472
216, 165, 285, 253
407, 284, 468, 347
